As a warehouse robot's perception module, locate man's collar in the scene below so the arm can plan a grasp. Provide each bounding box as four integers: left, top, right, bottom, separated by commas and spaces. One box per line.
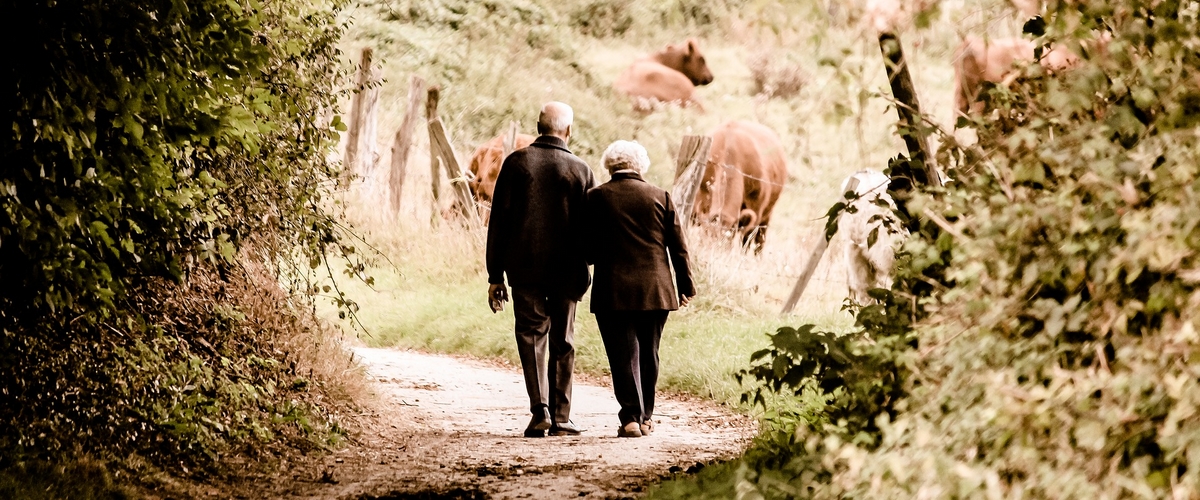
531, 135, 571, 153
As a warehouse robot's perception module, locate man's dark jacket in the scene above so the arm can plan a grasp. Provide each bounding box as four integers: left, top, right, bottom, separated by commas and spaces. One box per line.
486, 135, 596, 301
584, 171, 695, 312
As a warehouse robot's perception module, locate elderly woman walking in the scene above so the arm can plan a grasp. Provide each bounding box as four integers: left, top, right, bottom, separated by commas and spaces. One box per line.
585, 140, 696, 438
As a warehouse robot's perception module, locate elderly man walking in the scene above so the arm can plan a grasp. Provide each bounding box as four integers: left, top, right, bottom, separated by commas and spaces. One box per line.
486, 102, 596, 438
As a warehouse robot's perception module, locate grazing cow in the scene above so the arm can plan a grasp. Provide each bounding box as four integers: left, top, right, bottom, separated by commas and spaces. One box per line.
839, 169, 906, 303
693, 120, 788, 253
952, 36, 1080, 116
466, 132, 536, 224
614, 39, 714, 113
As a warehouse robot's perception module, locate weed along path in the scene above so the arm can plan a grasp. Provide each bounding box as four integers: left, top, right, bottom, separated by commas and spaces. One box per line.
232, 346, 754, 499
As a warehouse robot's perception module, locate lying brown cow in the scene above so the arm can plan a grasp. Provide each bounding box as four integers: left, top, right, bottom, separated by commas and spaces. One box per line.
614, 39, 714, 113
953, 35, 1079, 116
466, 132, 535, 224
694, 120, 788, 253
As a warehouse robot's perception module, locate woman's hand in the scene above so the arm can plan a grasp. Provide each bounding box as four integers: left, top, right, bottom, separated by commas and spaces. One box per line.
679, 294, 693, 307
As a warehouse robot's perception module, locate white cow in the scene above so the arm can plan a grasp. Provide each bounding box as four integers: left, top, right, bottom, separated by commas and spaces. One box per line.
840, 170, 907, 303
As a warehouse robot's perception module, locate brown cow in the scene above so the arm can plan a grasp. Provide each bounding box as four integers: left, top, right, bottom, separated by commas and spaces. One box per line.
614, 39, 714, 113
693, 120, 788, 253
466, 132, 535, 224
953, 35, 1083, 116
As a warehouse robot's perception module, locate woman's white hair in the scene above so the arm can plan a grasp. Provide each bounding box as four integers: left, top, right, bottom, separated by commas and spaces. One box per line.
601, 140, 650, 174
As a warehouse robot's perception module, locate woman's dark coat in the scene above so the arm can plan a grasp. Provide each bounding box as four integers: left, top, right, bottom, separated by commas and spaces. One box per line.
584, 171, 695, 312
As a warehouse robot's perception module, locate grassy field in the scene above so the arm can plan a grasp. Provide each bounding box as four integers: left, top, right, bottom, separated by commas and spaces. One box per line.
320, 0, 1029, 407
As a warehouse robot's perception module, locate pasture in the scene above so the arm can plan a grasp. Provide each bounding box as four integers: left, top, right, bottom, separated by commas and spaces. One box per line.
321, 0, 1028, 406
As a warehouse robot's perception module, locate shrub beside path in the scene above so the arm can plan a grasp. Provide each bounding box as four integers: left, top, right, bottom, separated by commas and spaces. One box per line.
221, 346, 754, 499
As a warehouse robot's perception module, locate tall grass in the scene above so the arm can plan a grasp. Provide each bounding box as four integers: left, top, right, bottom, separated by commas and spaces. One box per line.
325, 0, 1027, 406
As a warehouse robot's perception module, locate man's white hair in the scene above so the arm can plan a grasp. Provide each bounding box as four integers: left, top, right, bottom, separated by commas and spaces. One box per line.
602, 140, 650, 174
538, 101, 573, 136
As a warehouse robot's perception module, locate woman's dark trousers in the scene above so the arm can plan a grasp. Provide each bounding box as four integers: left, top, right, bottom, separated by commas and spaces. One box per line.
595, 310, 669, 426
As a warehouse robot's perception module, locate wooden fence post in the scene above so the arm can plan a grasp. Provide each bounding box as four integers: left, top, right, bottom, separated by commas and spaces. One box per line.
345, 47, 380, 180
425, 86, 480, 229
388, 75, 425, 218
671, 135, 712, 226
781, 177, 859, 314
878, 32, 941, 193
502, 121, 519, 158
426, 86, 442, 216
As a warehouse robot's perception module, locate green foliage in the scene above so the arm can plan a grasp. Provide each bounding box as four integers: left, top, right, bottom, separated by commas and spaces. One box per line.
738, 322, 913, 443
570, 0, 635, 37
670, 0, 1200, 498
1, 267, 351, 468
4, 0, 341, 320
1, 0, 357, 478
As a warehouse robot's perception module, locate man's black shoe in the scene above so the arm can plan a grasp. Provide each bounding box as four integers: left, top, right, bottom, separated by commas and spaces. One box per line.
549, 420, 584, 436
524, 407, 552, 438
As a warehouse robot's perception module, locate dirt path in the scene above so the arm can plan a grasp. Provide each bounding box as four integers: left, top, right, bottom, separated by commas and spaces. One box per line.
226, 346, 754, 499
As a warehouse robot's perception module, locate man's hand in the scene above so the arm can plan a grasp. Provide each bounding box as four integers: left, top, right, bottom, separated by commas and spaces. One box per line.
679, 294, 693, 308
488, 283, 509, 313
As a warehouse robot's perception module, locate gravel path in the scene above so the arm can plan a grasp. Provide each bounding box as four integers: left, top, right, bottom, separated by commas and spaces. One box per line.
227, 346, 754, 499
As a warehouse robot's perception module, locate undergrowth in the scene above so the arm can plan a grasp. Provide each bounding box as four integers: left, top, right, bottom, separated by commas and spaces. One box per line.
2, 0, 367, 494
649, 0, 1200, 498
0, 262, 362, 489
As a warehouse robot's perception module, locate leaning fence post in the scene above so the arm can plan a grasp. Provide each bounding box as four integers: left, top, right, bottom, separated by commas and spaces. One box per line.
671, 135, 712, 226
781, 176, 859, 314
877, 31, 942, 195
425, 86, 480, 229
388, 75, 425, 219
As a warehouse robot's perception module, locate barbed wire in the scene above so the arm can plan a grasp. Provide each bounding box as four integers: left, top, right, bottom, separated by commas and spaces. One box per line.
713, 162, 788, 188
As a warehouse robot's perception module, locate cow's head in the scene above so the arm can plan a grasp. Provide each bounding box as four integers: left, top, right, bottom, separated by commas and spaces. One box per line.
692, 160, 766, 252
658, 38, 714, 86
692, 161, 740, 236
691, 164, 719, 228
467, 146, 505, 224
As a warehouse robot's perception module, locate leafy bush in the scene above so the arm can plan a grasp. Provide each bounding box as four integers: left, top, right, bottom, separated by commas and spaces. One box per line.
654, 0, 1200, 498
4, 0, 345, 320
1, 0, 360, 481
570, 0, 635, 37
649, 0, 721, 28
748, 52, 809, 99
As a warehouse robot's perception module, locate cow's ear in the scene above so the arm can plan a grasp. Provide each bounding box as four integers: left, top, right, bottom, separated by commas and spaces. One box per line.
686, 38, 698, 55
